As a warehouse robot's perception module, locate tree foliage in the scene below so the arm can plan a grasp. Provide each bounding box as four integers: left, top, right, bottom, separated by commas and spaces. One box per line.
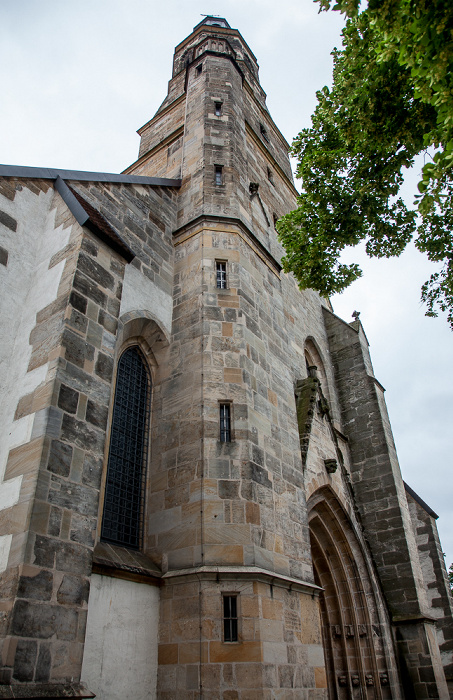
277, 0, 453, 325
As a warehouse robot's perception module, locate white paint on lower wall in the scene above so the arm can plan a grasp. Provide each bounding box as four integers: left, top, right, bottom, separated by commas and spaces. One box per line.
0, 534, 13, 574
0, 475, 23, 515
0, 185, 72, 571
81, 574, 159, 700
0, 187, 71, 484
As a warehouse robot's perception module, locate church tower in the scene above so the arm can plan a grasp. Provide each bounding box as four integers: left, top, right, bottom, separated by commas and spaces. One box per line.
124, 14, 328, 696
0, 15, 451, 700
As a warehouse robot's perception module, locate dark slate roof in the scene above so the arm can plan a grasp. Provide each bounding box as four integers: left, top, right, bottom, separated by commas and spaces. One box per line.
404, 481, 439, 519
193, 16, 231, 31
55, 176, 134, 263
0, 163, 181, 187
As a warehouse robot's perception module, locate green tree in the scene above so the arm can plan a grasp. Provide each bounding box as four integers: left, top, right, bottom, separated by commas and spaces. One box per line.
277, 0, 453, 325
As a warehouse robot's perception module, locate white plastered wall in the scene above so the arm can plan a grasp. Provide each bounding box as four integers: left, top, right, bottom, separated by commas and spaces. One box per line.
120, 263, 172, 338
0, 185, 71, 572
81, 574, 159, 700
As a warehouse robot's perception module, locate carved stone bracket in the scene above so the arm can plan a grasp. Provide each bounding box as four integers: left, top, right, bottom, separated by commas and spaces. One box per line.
295, 375, 319, 465
324, 458, 338, 474
295, 369, 344, 471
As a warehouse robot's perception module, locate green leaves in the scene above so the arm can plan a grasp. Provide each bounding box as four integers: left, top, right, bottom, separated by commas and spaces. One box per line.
278, 0, 453, 326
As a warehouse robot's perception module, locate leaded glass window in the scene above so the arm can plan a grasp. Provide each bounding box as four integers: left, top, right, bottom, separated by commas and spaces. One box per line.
101, 346, 151, 549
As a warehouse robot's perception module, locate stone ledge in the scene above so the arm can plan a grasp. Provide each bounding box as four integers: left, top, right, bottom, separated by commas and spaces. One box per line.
0, 683, 95, 698
91, 541, 161, 584
391, 614, 438, 625
162, 565, 322, 595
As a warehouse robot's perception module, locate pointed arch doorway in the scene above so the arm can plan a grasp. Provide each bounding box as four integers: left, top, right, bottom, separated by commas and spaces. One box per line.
308, 488, 396, 700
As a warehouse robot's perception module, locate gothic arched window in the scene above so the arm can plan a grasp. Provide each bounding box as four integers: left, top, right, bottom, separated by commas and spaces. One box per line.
101, 346, 151, 549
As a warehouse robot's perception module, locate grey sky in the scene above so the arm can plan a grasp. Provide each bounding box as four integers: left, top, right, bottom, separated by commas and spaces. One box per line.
1, 0, 451, 566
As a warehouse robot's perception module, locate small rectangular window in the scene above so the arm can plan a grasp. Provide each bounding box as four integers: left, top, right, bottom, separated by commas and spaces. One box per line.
223, 595, 238, 642
215, 165, 223, 186
197, 64, 203, 75
215, 102, 222, 116
220, 403, 231, 443
216, 261, 227, 289
267, 166, 273, 183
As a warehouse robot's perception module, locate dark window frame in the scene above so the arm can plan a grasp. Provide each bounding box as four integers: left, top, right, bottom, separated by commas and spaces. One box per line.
219, 402, 232, 443
101, 345, 151, 550
215, 165, 224, 186
216, 260, 227, 289
223, 594, 239, 642
215, 102, 223, 116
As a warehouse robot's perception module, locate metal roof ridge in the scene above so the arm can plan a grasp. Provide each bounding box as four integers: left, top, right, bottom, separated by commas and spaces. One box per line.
0, 163, 181, 187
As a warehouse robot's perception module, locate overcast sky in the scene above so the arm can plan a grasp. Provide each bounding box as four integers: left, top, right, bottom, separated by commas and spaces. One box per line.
1, 0, 451, 567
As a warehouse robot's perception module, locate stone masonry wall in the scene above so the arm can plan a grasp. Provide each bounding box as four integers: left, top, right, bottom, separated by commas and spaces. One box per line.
406, 492, 453, 691
0, 185, 127, 688
158, 575, 325, 700
0, 178, 178, 694
323, 309, 450, 699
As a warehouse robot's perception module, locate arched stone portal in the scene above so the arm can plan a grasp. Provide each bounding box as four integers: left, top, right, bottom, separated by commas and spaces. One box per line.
308, 488, 399, 700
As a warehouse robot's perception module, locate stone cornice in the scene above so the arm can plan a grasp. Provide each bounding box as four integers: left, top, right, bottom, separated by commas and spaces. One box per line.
172, 214, 282, 277
162, 565, 322, 596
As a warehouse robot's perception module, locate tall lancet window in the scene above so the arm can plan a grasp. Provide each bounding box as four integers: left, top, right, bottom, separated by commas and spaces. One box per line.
101, 346, 151, 549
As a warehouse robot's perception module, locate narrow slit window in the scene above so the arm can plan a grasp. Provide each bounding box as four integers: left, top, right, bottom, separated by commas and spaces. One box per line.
215, 165, 223, 186
197, 64, 203, 75
267, 166, 273, 183
220, 403, 231, 443
223, 595, 238, 642
215, 102, 222, 116
101, 346, 150, 549
260, 123, 269, 142
216, 261, 227, 289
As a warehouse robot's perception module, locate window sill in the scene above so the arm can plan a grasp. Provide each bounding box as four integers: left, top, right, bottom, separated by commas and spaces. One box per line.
92, 541, 162, 584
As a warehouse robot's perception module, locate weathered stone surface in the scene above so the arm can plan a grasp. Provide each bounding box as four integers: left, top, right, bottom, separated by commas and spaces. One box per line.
77, 252, 114, 290
11, 600, 78, 641
69, 290, 88, 315
47, 440, 72, 477
61, 414, 104, 453
35, 643, 52, 683
94, 352, 113, 383
85, 399, 108, 430
17, 570, 53, 602
57, 575, 89, 606
70, 514, 96, 547
48, 481, 98, 518
12, 641, 37, 682
81, 454, 103, 489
